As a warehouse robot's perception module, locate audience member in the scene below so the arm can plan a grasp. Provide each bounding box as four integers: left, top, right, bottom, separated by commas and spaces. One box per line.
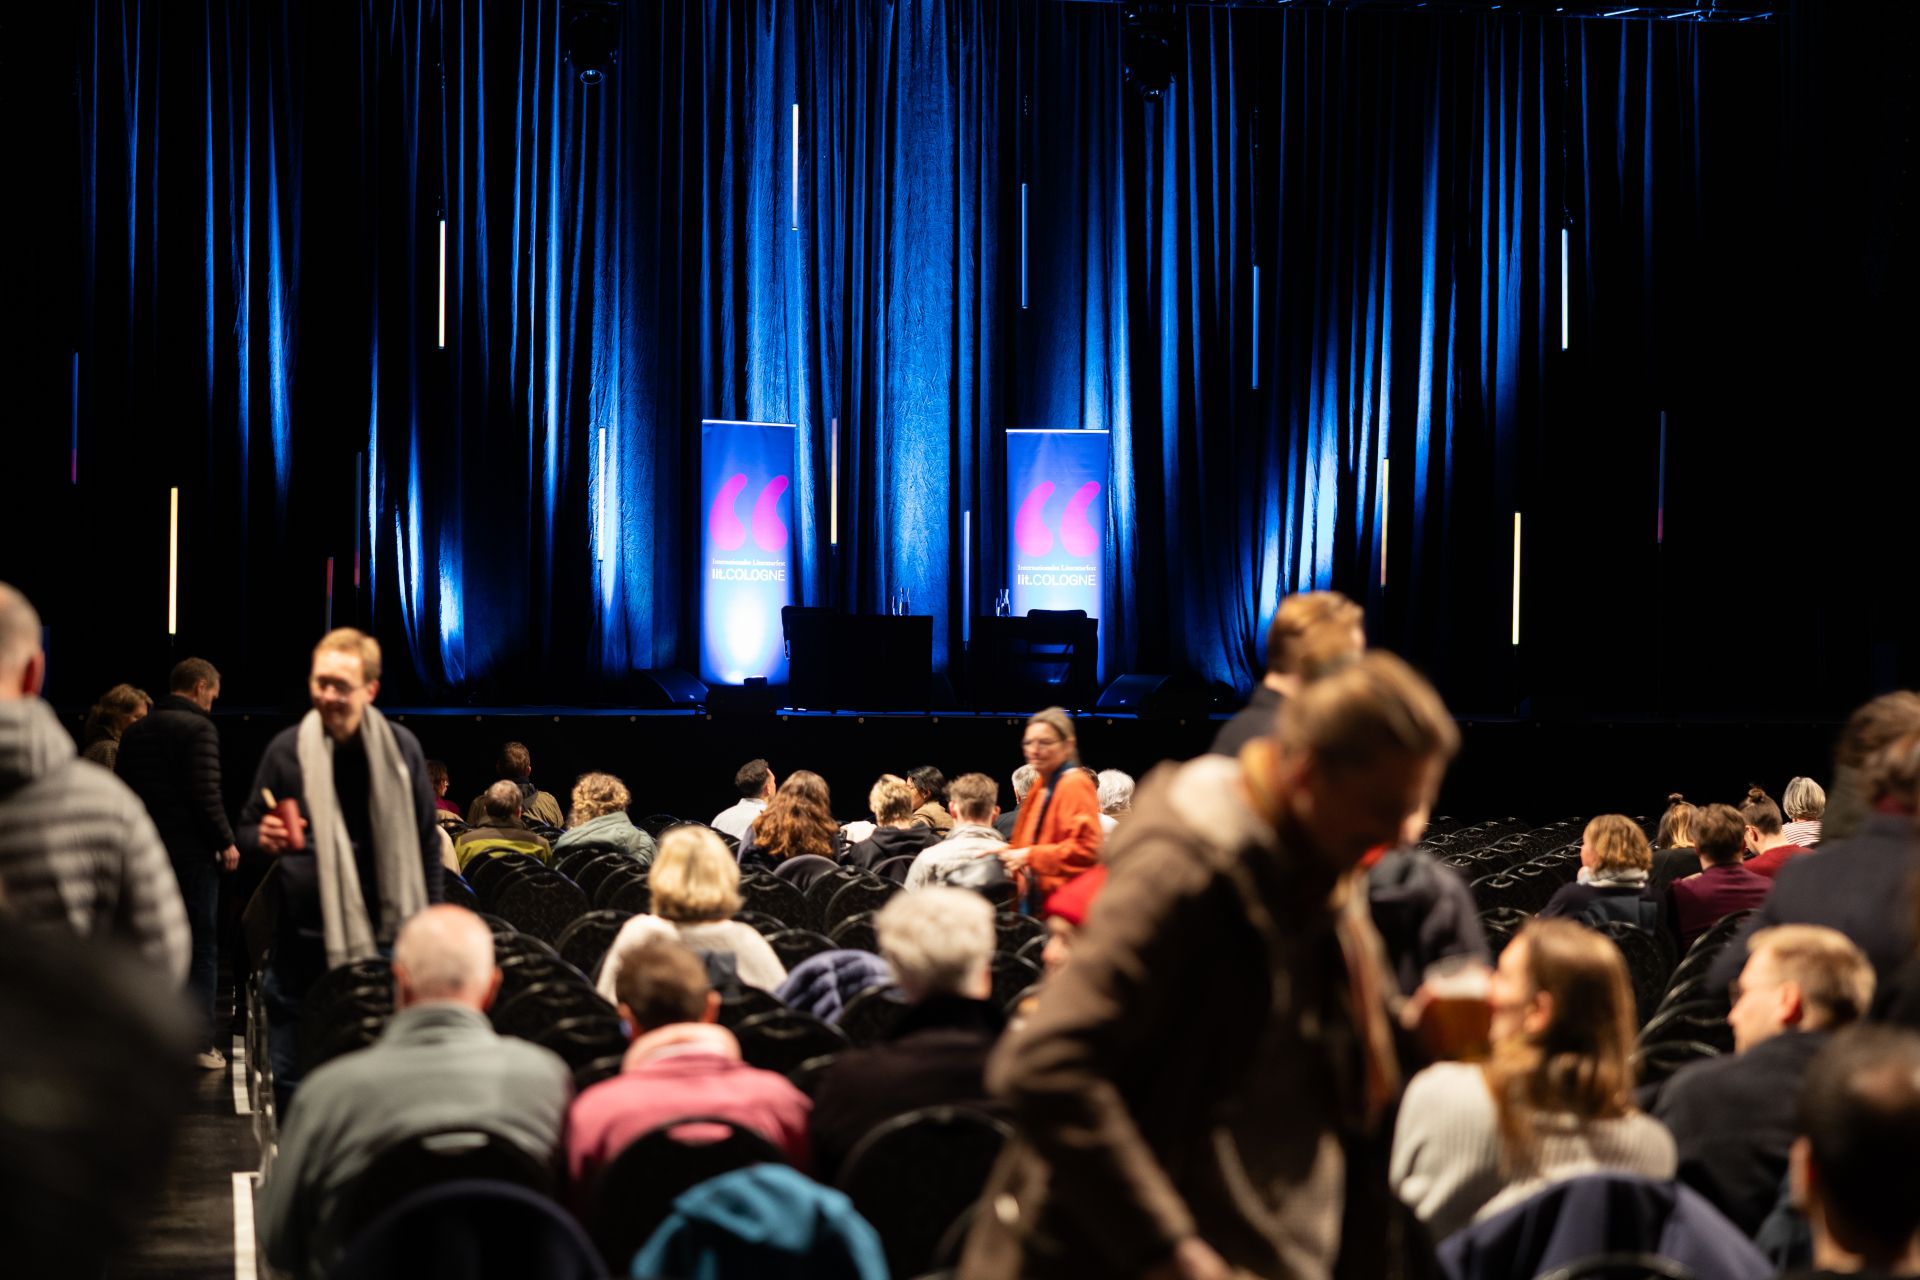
235, 628, 441, 1103
255, 906, 571, 1280
603, 825, 786, 993
117, 657, 240, 1067
567, 936, 811, 1202
1743, 786, 1811, 880
425, 760, 461, 819
551, 771, 656, 865
809, 888, 1006, 1180
1208, 589, 1365, 757
1538, 814, 1659, 931
961, 652, 1458, 1280
0, 582, 188, 982
80, 682, 151, 771
0, 921, 195, 1279
844, 775, 941, 873
1037, 864, 1107, 978
740, 769, 843, 870
994, 763, 1036, 840
775, 948, 894, 1025
453, 779, 555, 868
905, 772, 1008, 889
1095, 768, 1134, 834
1666, 802, 1772, 953
1819, 692, 1920, 845
464, 741, 564, 830
712, 758, 775, 842
1366, 842, 1493, 997
1650, 793, 1703, 893
1650, 926, 1873, 1237
1782, 776, 1826, 849
905, 765, 955, 836
1390, 918, 1675, 1240
1712, 727, 1920, 1000
1788, 1025, 1920, 1278
997, 708, 1103, 911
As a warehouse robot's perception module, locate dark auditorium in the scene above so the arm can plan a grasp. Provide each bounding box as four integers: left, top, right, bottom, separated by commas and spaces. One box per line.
5, 1, 1919, 1277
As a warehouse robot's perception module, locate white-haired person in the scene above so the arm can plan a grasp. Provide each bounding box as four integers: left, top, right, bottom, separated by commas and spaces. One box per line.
807, 887, 1007, 1180
256, 906, 571, 1280
597, 825, 787, 1002
1782, 776, 1826, 849
1095, 768, 1134, 835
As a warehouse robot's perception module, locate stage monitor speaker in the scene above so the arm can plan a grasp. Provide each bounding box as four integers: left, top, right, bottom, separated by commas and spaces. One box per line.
633, 668, 709, 708
1096, 672, 1208, 719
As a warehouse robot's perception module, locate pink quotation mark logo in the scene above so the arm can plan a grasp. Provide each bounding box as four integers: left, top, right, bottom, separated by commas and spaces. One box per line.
709, 474, 789, 552
1014, 481, 1101, 558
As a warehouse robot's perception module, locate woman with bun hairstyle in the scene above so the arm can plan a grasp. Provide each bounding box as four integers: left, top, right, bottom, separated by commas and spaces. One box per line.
1648, 793, 1702, 893
1740, 785, 1810, 880
997, 707, 1103, 908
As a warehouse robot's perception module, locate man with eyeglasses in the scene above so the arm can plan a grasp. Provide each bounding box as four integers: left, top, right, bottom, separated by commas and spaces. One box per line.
1650, 925, 1874, 1237
237, 628, 442, 1109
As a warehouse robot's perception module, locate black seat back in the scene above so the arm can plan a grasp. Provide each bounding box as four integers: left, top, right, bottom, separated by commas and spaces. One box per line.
836, 1106, 1014, 1280
735, 1008, 849, 1076
587, 1117, 788, 1270
334, 1129, 552, 1261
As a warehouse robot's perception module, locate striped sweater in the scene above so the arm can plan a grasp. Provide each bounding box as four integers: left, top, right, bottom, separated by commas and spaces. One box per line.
0, 697, 190, 984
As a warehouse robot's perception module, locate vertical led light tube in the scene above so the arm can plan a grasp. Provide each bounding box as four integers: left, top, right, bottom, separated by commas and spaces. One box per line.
962, 510, 972, 645
1379, 459, 1390, 587
791, 105, 799, 231
1559, 228, 1569, 351
1020, 183, 1029, 309
70, 352, 79, 484
325, 557, 334, 631
829, 418, 839, 545
437, 218, 447, 349
1656, 411, 1667, 545
596, 427, 609, 561
168, 487, 180, 635
1511, 512, 1523, 646
1251, 265, 1261, 389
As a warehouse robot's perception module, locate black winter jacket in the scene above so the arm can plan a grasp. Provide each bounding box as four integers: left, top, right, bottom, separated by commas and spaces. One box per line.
116, 694, 234, 858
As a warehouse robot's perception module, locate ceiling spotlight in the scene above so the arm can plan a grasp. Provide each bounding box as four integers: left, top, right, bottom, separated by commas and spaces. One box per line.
1122, 4, 1180, 100
563, 2, 621, 87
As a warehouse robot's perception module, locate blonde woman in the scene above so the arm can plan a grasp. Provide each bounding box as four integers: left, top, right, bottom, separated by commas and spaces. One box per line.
1390, 919, 1675, 1239
599, 826, 786, 1003
1538, 814, 1657, 930
552, 771, 656, 865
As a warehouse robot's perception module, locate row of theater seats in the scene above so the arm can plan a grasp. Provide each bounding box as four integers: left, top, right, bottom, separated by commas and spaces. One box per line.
246, 843, 1048, 1277
1415, 814, 1752, 1087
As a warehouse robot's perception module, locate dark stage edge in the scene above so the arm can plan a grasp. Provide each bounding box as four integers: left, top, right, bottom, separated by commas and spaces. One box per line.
181, 707, 1846, 830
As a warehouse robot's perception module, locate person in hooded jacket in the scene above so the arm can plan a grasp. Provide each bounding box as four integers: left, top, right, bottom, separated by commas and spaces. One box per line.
1366, 842, 1492, 995
843, 775, 941, 872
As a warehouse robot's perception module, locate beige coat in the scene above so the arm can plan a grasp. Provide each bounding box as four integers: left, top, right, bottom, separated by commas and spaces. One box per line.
958, 754, 1409, 1280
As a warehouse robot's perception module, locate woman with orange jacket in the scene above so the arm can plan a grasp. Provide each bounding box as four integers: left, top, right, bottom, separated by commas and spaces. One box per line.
999, 707, 1104, 909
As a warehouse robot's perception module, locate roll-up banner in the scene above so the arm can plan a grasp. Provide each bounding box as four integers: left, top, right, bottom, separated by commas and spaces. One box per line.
700, 419, 796, 686
1007, 427, 1108, 640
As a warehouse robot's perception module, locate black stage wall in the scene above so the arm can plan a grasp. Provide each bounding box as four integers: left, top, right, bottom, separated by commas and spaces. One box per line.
5, 0, 1914, 725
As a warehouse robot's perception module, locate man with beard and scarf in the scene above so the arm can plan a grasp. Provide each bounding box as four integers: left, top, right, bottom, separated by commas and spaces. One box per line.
237, 628, 442, 1107
960, 651, 1459, 1280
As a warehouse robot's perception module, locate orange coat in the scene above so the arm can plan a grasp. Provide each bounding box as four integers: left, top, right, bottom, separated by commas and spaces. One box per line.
1009, 765, 1104, 900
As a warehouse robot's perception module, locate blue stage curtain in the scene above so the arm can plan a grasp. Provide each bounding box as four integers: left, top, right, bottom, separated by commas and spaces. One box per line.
40, 1, 1783, 706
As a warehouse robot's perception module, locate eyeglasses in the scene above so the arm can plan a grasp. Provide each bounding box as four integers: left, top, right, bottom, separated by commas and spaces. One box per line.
1022, 735, 1063, 749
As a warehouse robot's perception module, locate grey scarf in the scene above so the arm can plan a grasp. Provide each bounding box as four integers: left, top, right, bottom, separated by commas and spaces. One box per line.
296, 706, 428, 967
